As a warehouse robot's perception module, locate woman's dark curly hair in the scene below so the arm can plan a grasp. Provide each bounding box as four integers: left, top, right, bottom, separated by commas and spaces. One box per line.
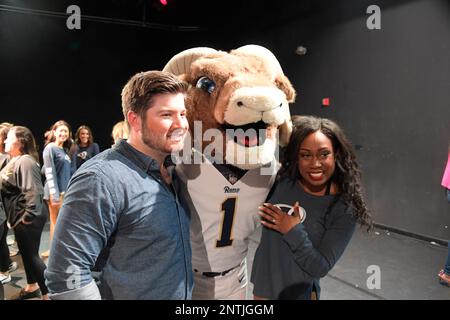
280, 115, 373, 232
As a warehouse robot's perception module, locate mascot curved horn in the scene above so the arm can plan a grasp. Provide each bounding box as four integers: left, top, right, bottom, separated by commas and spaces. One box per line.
163, 47, 218, 76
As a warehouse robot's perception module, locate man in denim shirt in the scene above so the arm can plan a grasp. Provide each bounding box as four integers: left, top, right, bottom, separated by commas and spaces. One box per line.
44, 71, 193, 299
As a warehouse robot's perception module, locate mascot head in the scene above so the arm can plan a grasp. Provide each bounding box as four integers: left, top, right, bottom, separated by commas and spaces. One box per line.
163, 45, 296, 169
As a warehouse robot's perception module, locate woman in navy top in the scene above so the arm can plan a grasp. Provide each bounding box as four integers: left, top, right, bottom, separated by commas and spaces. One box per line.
42, 120, 73, 258
72, 125, 100, 172
251, 116, 373, 300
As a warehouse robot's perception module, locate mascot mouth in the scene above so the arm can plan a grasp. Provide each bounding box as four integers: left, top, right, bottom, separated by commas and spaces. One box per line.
223, 121, 270, 148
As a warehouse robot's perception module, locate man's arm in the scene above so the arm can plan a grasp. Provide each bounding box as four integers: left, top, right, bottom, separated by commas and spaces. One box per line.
44, 170, 119, 300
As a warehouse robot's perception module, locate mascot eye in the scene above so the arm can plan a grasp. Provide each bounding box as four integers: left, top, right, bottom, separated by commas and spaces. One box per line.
196, 76, 216, 94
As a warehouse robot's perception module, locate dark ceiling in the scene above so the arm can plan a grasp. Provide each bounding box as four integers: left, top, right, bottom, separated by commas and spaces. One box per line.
0, 0, 327, 31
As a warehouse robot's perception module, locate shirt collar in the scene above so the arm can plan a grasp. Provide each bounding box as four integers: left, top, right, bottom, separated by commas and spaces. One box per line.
113, 139, 160, 173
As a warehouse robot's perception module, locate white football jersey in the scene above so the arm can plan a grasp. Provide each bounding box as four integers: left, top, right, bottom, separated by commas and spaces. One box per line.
176, 156, 278, 272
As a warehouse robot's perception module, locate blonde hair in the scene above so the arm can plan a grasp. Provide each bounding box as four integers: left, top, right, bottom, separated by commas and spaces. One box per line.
111, 121, 129, 144
0, 122, 14, 153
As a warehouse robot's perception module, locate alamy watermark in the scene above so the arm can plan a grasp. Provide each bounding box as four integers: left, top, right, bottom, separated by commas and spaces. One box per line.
66, 265, 81, 290
65, 5, 381, 31
366, 5, 381, 30
169, 121, 281, 175
66, 5, 81, 30
366, 265, 381, 289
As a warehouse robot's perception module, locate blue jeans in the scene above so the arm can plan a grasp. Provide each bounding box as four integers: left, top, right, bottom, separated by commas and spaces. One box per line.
445, 242, 450, 275
445, 189, 450, 275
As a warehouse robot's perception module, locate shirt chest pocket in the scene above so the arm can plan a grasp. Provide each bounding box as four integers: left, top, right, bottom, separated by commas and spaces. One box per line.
118, 196, 181, 243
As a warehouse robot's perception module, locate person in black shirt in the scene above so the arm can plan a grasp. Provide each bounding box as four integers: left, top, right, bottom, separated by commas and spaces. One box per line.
0, 126, 48, 299
0, 122, 16, 286
251, 116, 373, 300
72, 125, 100, 172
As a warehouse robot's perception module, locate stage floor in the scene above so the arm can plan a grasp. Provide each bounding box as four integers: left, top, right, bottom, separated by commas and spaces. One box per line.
2, 222, 449, 300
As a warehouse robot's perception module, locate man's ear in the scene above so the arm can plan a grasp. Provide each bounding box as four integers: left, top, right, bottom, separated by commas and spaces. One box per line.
127, 111, 141, 133
275, 74, 296, 103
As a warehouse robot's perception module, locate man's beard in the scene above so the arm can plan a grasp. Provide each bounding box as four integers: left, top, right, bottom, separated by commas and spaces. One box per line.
141, 122, 168, 155
141, 122, 185, 155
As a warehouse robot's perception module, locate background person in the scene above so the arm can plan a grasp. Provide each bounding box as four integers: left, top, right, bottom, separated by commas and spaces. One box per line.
438, 143, 450, 287
41, 120, 73, 258
72, 125, 100, 171
0, 122, 17, 284
0, 126, 48, 299
111, 120, 129, 145
44, 71, 193, 299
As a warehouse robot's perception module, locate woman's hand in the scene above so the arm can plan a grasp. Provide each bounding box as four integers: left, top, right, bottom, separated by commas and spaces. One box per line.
258, 201, 302, 234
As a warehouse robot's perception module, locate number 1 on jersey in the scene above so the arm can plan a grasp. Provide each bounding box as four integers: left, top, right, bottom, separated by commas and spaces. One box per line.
216, 197, 237, 247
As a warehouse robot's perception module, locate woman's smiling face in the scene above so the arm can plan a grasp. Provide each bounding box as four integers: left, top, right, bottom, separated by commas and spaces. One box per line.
297, 130, 336, 195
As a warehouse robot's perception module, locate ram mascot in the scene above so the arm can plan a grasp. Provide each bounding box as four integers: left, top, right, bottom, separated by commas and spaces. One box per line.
163, 45, 296, 299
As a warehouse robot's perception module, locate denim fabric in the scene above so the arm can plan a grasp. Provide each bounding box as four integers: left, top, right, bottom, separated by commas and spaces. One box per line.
445, 189, 450, 275
444, 242, 450, 275
44, 140, 193, 299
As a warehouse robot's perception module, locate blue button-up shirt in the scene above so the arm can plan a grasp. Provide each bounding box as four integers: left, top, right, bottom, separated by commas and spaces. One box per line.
44, 139, 193, 299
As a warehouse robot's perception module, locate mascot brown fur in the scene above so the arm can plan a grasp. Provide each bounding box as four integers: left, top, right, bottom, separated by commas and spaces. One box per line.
164, 45, 296, 168
163, 45, 296, 299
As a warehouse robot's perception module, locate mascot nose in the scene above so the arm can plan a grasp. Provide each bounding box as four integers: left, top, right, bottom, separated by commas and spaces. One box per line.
235, 98, 283, 112
231, 86, 286, 113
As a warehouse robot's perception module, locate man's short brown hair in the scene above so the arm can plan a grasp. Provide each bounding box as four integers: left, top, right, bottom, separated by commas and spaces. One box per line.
121, 70, 189, 121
